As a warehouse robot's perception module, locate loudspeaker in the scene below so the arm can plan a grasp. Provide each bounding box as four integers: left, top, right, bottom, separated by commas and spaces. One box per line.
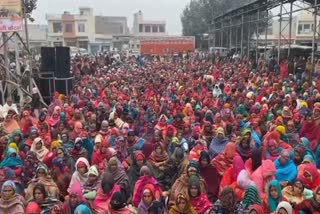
55, 79, 73, 96
55, 47, 71, 78
40, 47, 55, 71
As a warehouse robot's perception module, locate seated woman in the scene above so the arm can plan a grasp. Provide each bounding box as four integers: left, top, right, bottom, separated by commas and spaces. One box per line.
213, 186, 243, 214
148, 142, 169, 179
241, 185, 262, 211
188, 175, 213, 214
0, 147, 23, 178
25, 164, 59, 201
63, 181, 89, 214
0, 180, 25, 213
30, 137, 49, 162
26, 183, 60, 213
132, 165, 162, 208
83, 165, 100, 204
51, 157, 72, 200
21, 151, 40, 188
263, 139, 282, 161
251, 159, 276, 197
294, 186, 320, 213
274, 149, 298, 184
211, 142, 236, 177
282, 179, 313, 205
68, 157, 90, 193
276, 201, 293, 214
298, 163, 320, 191
137, 184, 159, 213
104, 156, 130, 201
264, 180, 287, 213
93, 173, 121, 213
169, 161, 207, 205
169, 193, 196, 214
219, 155, 246, 201
199, 151, 221, 202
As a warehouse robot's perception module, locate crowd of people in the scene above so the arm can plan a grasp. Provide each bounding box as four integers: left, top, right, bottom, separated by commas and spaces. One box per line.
0, 52, 320, 214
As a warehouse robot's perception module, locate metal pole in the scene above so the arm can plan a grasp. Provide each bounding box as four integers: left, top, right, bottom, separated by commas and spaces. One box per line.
241, 15, 244, 57
265, 11, 268, 60
278, 2, 283, 63
247, 15, 251, 58
213, 23, 216, 47
312, 0, 318, 79
220, 23, 223, 47
229, 19, 232, 49
2, 33, 10, 97
236, 27, 238, 53
23, 0, 32, 93
288, 1, 293, 58
256, 10, 260, 63
14, 33, 23, 106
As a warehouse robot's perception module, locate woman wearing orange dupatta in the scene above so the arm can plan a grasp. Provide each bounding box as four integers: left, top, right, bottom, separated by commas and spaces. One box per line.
211, 142, 237, 176
2, 110, 20, 135
219, 155, 246, 201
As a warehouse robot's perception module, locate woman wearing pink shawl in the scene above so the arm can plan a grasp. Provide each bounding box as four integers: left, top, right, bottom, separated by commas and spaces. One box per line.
63, 181, 89, 214
132, 165, 162, 208
251, 159, 276, 198
47, 106, 61, 128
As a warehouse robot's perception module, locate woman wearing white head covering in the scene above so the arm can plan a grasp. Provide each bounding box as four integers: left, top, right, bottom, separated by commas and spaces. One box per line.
276, 201, 293, 214
30, 137, 49, 162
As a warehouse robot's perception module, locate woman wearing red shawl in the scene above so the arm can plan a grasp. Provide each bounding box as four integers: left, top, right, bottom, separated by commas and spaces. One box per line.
132, 166, 162, 208
298, 163, 320, 191
38, 123, 52, 149
211, 142, 237, 176
154, 114, 168, 133
20, 111, 35, 136
47, 106, 61, 128
148, 142, 169, 178
137, 183, 158, 213
91, 138, 109, 166
188, 175, 213, 214
264, 130, 292, 152
189, 139, 208, 162
263, 139, 283, 161
69, 122, 87, 141
198, 151, 221, 202
93, 164, 122, 213
219, 155, 246, 200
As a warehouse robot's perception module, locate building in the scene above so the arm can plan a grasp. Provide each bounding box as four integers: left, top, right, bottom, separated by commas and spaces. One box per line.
46, 7, 129, 53
133, 11, 166, 36
20, 24, 48, 53
256, 10, 319, 47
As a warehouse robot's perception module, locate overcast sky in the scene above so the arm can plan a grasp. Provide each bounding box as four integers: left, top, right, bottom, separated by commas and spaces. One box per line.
32, 0, 191, 35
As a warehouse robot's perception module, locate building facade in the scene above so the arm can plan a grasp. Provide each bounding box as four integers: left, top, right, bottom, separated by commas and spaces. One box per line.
133, 11, 166, 36
46, 7, 129, 53
256, 10, 319, 47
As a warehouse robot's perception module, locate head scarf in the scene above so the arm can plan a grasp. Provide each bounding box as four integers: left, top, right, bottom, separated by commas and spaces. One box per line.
0, 147, 23, 168
268, 180, 283, 212
276, 201, 293, 214
242, 185, 261, 209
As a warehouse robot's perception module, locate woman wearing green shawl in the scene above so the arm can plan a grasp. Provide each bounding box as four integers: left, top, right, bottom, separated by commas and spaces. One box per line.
242, 185, 262, 210
0, 148, 23, 169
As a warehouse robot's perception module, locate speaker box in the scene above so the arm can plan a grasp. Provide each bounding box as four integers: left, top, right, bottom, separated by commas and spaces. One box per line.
55, 47, 71, 78
40, 47, 55, 71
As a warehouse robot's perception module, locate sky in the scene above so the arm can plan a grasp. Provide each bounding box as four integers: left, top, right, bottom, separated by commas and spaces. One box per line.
32, 0, 192, 35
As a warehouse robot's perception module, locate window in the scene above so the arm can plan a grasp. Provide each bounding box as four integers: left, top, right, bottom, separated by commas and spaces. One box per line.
152, 25, 158, 33
53, 23, 62, 33
304, 24, 311, 33
139, 24, 143, 33
159, 25, 165, 33
78, 23, 85, 33
53, 41, 63, 47
145, 25, 151, 32
65, 23, 73, 33
79, 41, 88, 49
137, 44, 140, 48
298, 24, 303, 34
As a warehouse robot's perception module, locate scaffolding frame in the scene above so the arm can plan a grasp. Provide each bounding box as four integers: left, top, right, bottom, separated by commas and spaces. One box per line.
210, 0, 320, 67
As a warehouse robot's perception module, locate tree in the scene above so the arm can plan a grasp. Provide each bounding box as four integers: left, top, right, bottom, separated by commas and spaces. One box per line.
21, 0, 37, 22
